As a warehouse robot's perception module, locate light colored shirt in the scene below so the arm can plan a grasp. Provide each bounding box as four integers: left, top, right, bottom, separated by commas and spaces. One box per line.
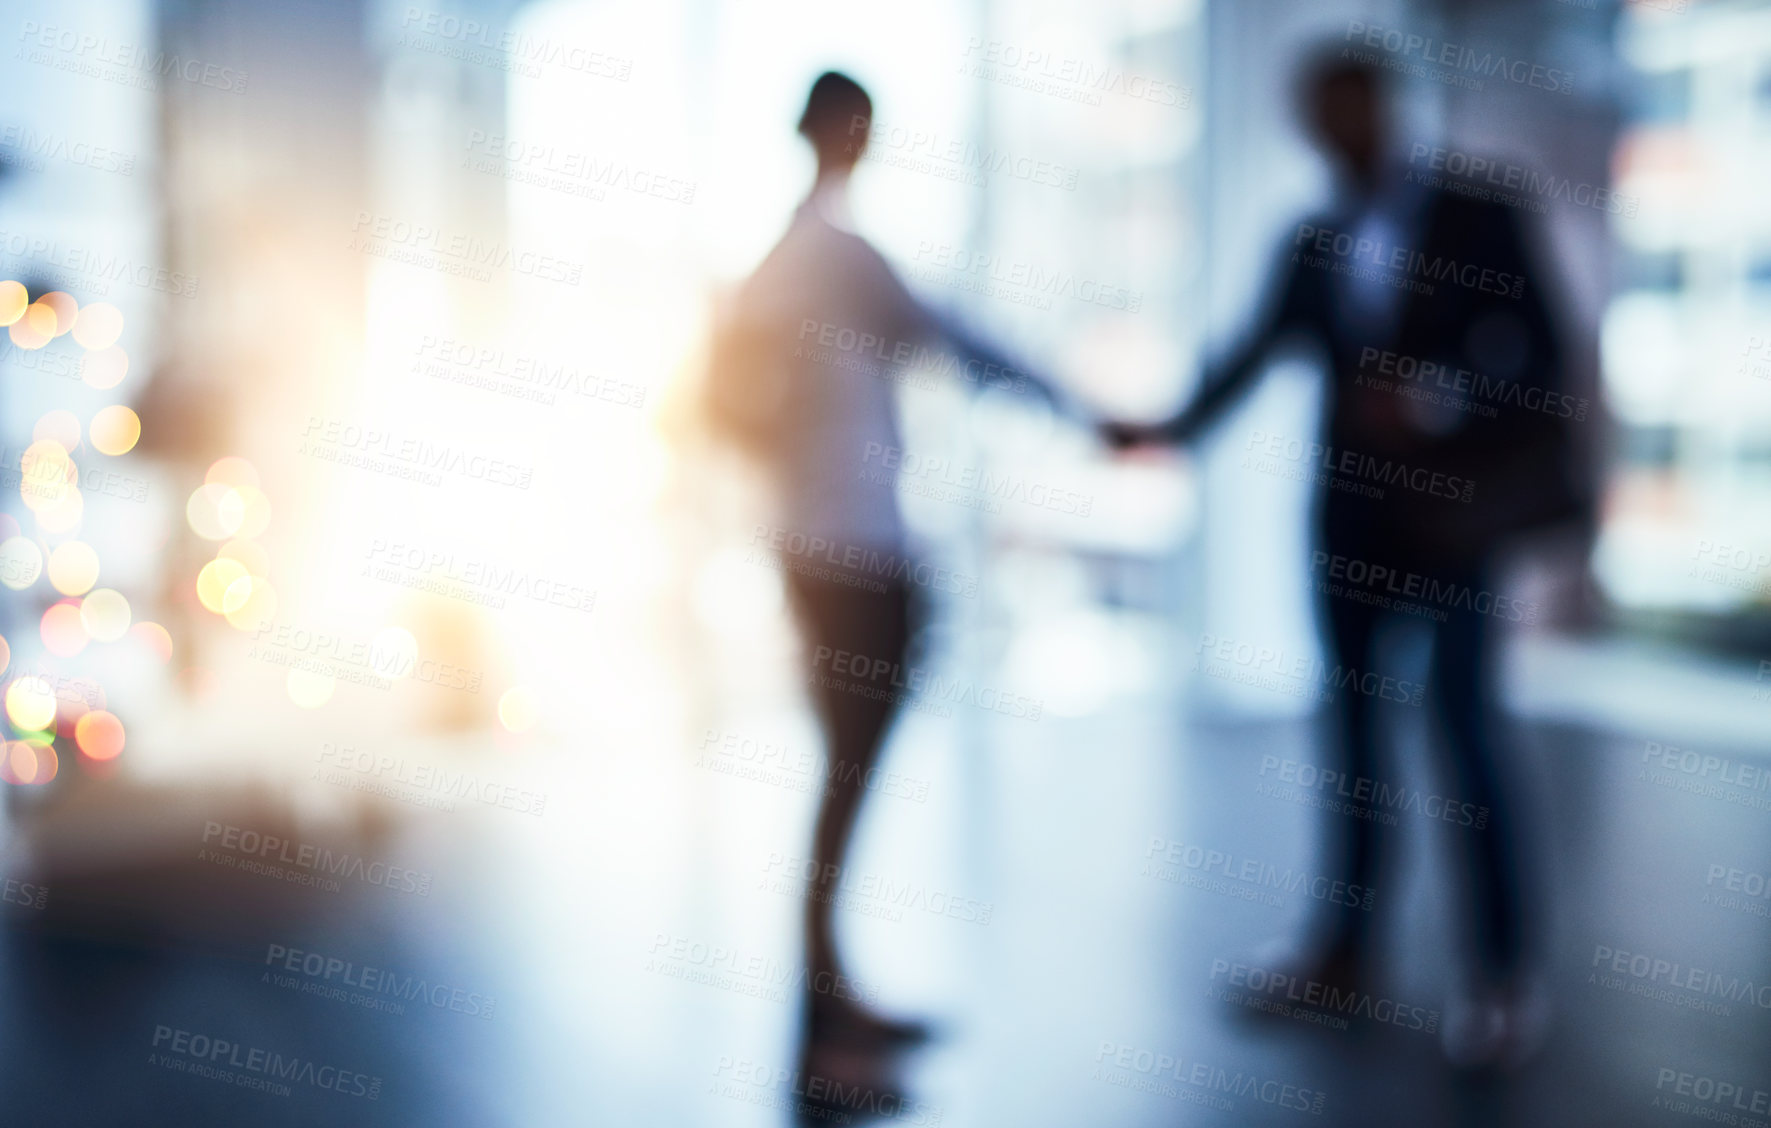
723, 191, 1046, 553
728, 196, 924, 550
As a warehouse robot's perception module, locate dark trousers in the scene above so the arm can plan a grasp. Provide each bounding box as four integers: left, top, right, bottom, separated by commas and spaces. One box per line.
785, 568, 916, 986
1319, 551, 1525, 979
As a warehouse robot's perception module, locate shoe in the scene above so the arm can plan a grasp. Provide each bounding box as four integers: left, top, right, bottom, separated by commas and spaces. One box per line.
805, 989, 934, 1051
1441, 971, 1550, 1071
1247, 935, 1364, 993
794, 1019, 914, 1126
1220, 935, 1363, 1028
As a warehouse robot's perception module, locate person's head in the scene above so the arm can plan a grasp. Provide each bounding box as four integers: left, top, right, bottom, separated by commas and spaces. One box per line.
1295, 50, 1388, 183
799, 71, 872, 174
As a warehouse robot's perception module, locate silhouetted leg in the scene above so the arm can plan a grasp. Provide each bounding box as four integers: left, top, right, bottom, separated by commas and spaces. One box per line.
1318, 577, 1385, 961
1429, 568, 1523, 980
787, 572, 916, 1034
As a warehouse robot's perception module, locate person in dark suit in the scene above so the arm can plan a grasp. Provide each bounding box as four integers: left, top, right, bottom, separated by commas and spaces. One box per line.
1108, 52, 1585, 1068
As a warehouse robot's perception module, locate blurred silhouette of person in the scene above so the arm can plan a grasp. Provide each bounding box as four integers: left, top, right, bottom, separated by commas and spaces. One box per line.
706, 71, 1064, 1114
1106, 52, 1586, 1068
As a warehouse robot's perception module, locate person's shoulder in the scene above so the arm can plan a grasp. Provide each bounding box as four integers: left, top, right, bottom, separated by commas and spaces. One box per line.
807, 207, 887, 257
738, 210, 897, 310
799, 216, 902, 291
747, 209, 828, 280
774, 206, 887, 272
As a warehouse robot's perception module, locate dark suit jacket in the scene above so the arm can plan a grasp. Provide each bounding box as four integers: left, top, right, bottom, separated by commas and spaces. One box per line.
1173, 182, 1586, 566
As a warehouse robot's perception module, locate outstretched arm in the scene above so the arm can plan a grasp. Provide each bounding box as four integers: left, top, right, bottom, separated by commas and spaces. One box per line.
870, 247, 1078, 417
920, 303, 1081, 417
1110, 239, 1316, 447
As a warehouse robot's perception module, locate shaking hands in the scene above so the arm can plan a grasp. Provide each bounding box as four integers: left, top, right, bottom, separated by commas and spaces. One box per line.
1099, 420, 1175, 451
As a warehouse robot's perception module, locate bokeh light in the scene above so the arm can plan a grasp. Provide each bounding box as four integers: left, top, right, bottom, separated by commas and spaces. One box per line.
206, 457, 261, 490
498, 686, 540, 732
20, 440, 76, 512
196, 557, 250, 613
370, 626, 419, 681
218, 538, 271, 577
0, 536, 44, 590
186, 483, 246, 540
47, 541, 100, 596
61, 677, 104, 719
221, 574, 253, 614
5, 676, 57, 731
230, 486, 272, 539
34, 488, 85, 535
37, 291, 76, 336
0, 280, 26, 326
40, 601, 89, 657
0, 634, 9, 675
80, 588, 131, 642
71, 302, 123, 350
286, 669, 335, 709
74, 710, 125, 761
223, 577, 276, 632
9, 302, 54, 348
82, 345, 128, 389
130, 621, 174, 663
33, 410, 82, 451
52, 681, 91, 737
0, 741, 48, 785
89, 406, 141, 456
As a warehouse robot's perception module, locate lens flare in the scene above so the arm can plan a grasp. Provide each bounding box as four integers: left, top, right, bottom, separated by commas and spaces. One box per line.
369, 626, 419, 681
9, 303, 54, 349
20, 441, 75, 511
287, 669, 335, 709
131, 621, 173, 663
83, 345, 128, 389
72, 302, 123, 350
40, 601, 88, 657
5, 676, 56, 731
37, 292, 76, 337
47, 540, 99, 595
196, 557, 250, 613
224, 577, 276, 632
221, 574, 253, 614
33, 410, 81, 451
74, 710, 125, 761
498, 686, 540, 732
89, 406, 141, 456
62, 677, 104, 718
34, 488, 84, 535
80, 588, 131, 642
0, 281, 26, 326
186, 483, 246, 540
0, 537, 44, 590
20, 438, 73, 471
53, 684, 90, 736
229, 485, 272, 539
1, 741, 41, 784
205, 457, 261, 490
218, 538, 271, 577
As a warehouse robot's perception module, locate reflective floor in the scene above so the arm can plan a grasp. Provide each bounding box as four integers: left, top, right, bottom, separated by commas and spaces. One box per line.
5, 631, 1769, 1127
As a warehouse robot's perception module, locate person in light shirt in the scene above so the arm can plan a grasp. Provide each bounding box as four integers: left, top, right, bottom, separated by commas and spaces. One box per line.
707, 70, 1066, 1110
